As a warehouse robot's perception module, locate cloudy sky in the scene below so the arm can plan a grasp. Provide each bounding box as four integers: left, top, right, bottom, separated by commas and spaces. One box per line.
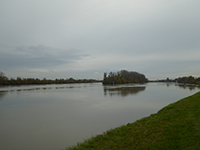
1, 0, 200, 80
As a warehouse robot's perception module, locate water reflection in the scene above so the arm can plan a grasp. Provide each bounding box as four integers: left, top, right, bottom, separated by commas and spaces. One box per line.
104, 86, 146, 97
176, 84, 200, 91
165, 83, 200, 91
1, 83, 200, 150
0, 91, 8, 100
0, 85, 85, 101
0, 85, 82, 94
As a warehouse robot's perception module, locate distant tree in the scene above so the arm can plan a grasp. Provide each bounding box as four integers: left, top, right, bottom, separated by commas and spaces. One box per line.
0, 72, 100, 86
68, 78, 76, 83
16, 77, 22, 85
36, 78, 41, 84
177, 76, 198, 84
0, 72, 6, 85
42, 78, 47, 84
103, 70, 148, 85
0, 72, 9, 85
104, 73, 107, 79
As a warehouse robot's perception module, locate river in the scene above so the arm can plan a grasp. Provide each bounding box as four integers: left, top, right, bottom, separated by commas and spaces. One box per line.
0, 82, 199, 150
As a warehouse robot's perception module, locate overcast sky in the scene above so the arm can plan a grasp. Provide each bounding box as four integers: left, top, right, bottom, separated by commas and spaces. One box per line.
1, 0, 200, 80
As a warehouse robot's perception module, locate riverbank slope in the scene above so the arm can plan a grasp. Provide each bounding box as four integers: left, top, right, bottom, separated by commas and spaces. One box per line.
66, 91, 200, 150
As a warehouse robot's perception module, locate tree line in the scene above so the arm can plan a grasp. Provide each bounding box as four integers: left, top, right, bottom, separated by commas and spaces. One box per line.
0, 72, 99, 85
103, 70, 148, 85
150, 76, 200, 85
176, 76, 200, 85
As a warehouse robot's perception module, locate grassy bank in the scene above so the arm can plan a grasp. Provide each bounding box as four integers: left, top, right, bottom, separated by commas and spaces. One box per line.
66, 92, 200, 150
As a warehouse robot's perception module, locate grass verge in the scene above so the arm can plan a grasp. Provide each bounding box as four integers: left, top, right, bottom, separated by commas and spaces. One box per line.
65, 92, 200, 150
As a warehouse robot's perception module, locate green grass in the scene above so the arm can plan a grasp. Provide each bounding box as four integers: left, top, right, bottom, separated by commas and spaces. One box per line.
65, 92, 200, 150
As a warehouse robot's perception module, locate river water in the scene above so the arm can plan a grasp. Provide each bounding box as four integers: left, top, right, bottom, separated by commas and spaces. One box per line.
0, 82, 199, 150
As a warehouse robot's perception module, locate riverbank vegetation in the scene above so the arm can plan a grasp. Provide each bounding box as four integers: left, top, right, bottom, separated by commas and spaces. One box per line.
103, 70, 148, 85
66, 91, 200, 150
151, 76, 200, 85
177, 76, 200, 85
0, 72, 100, 85
1, 70, 200, 86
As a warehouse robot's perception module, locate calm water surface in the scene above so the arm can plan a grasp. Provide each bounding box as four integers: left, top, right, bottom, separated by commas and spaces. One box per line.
0, 82, 199, 150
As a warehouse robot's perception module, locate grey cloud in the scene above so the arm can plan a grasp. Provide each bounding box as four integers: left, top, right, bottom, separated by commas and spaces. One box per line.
1, 0, 200, 79
0, 44, 88, 70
